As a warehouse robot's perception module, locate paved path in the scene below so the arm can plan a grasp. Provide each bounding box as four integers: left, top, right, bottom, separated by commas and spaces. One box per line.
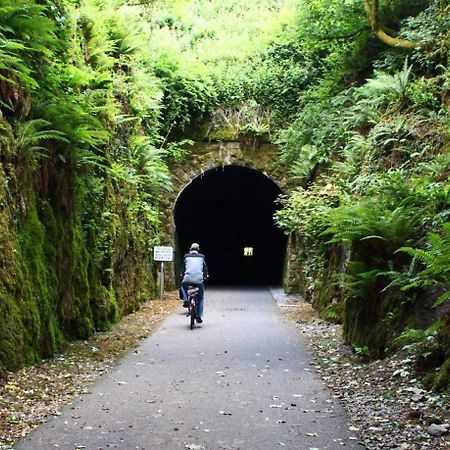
15, 288, 363, 450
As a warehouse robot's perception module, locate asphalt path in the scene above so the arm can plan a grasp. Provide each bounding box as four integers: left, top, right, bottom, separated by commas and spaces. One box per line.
15, 288, 363, 450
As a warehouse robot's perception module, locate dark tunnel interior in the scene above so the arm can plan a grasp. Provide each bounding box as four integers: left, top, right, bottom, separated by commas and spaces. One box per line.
174, 165, 287, 286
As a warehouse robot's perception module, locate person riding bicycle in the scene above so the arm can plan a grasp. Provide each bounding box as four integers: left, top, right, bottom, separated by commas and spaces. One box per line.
180, 242, 208, 323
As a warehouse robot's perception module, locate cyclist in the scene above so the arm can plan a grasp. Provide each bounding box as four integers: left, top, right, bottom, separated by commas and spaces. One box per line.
180, 242, 208, 323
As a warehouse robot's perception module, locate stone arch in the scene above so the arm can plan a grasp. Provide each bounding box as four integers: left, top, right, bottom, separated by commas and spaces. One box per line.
169, 141, 288, 195
161, 141, 297, 289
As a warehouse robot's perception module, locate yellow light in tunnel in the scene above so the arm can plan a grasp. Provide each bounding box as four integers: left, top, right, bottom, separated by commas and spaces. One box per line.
244, 247, 254, 256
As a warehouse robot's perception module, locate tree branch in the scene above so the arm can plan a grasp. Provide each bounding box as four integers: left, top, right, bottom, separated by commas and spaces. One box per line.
375, 28, 422, 49
362, 0, 423, 49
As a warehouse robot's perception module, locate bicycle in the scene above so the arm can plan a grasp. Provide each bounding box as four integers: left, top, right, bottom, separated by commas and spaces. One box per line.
186, 285, 199, 330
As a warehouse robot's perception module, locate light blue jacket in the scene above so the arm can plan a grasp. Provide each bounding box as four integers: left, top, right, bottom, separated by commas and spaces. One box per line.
182, 251, 208, 285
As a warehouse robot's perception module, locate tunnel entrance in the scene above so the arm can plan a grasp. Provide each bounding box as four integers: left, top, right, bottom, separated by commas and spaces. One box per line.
174, 165, 287, 285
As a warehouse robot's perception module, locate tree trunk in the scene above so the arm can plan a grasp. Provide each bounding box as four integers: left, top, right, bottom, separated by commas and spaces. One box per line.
363, 0, 423, 49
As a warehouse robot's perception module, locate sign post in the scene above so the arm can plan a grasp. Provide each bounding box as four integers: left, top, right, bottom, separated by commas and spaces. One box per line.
153, 246, 173, 299
160, 262, 164, 300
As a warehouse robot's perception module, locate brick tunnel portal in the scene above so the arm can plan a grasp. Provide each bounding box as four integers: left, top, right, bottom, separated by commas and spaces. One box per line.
174, 165, 287, 286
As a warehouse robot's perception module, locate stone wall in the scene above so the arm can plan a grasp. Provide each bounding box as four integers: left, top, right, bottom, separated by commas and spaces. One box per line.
160, 140, 299, 291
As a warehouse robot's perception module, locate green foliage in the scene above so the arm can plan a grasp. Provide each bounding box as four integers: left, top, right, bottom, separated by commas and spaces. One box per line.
398, 222, 450, 307
353, 345, 370, 359
394, 319, 443, 349
275, 182, 341, 236
0, 0, 448, 388
275, 182, 342, 295
154, 64, 217, 132
399, 0, 450, 67
146, 0, 295, 132
339, 261, 384, 299
0, 0, 187, 371
324, 200, 419, 250
208, 101, 271, 140
276, 102, 344, 179
0, 0, 58, 98
249, 40, 316, 122
324, 304, 341, 321
333, 132, 372, 179
357, 61, 413, 111
127, 136, 173, 194
10, 119, 68, 163
394, 328, 427, 346
250, 0, 371, 124
268, 0, 449, 370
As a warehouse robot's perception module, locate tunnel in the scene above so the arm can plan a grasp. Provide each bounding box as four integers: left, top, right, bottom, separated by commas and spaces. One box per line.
174, 165, 287, 286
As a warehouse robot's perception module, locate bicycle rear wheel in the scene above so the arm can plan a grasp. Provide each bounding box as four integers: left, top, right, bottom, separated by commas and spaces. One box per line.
190, 304, 195, 330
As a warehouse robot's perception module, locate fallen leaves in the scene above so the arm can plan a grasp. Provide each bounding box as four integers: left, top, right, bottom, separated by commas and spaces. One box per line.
0, 295, 179, 448
279, 300, 450, 450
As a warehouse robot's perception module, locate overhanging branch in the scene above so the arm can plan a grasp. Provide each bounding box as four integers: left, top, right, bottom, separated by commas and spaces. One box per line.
363, 0, 423, 49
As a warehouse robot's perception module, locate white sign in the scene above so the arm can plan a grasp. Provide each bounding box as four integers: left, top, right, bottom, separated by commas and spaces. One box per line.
153, 246, 173, 262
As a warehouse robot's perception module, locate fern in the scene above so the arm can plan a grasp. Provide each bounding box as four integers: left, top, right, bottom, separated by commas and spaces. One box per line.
128, 136, 172, 194
397, 222, 450, 307
36, 100, 109, 149
0, 2, 57, 55
419, 153, 450, 179
333, 132, 371, 179
0, 38, 36, 89
289, 144, 320, 182
11, 119, 68, 162
0, 1, 58, 93
324, 200, 418, 250
336, 260, 383, 299
356, 60, 412, 111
